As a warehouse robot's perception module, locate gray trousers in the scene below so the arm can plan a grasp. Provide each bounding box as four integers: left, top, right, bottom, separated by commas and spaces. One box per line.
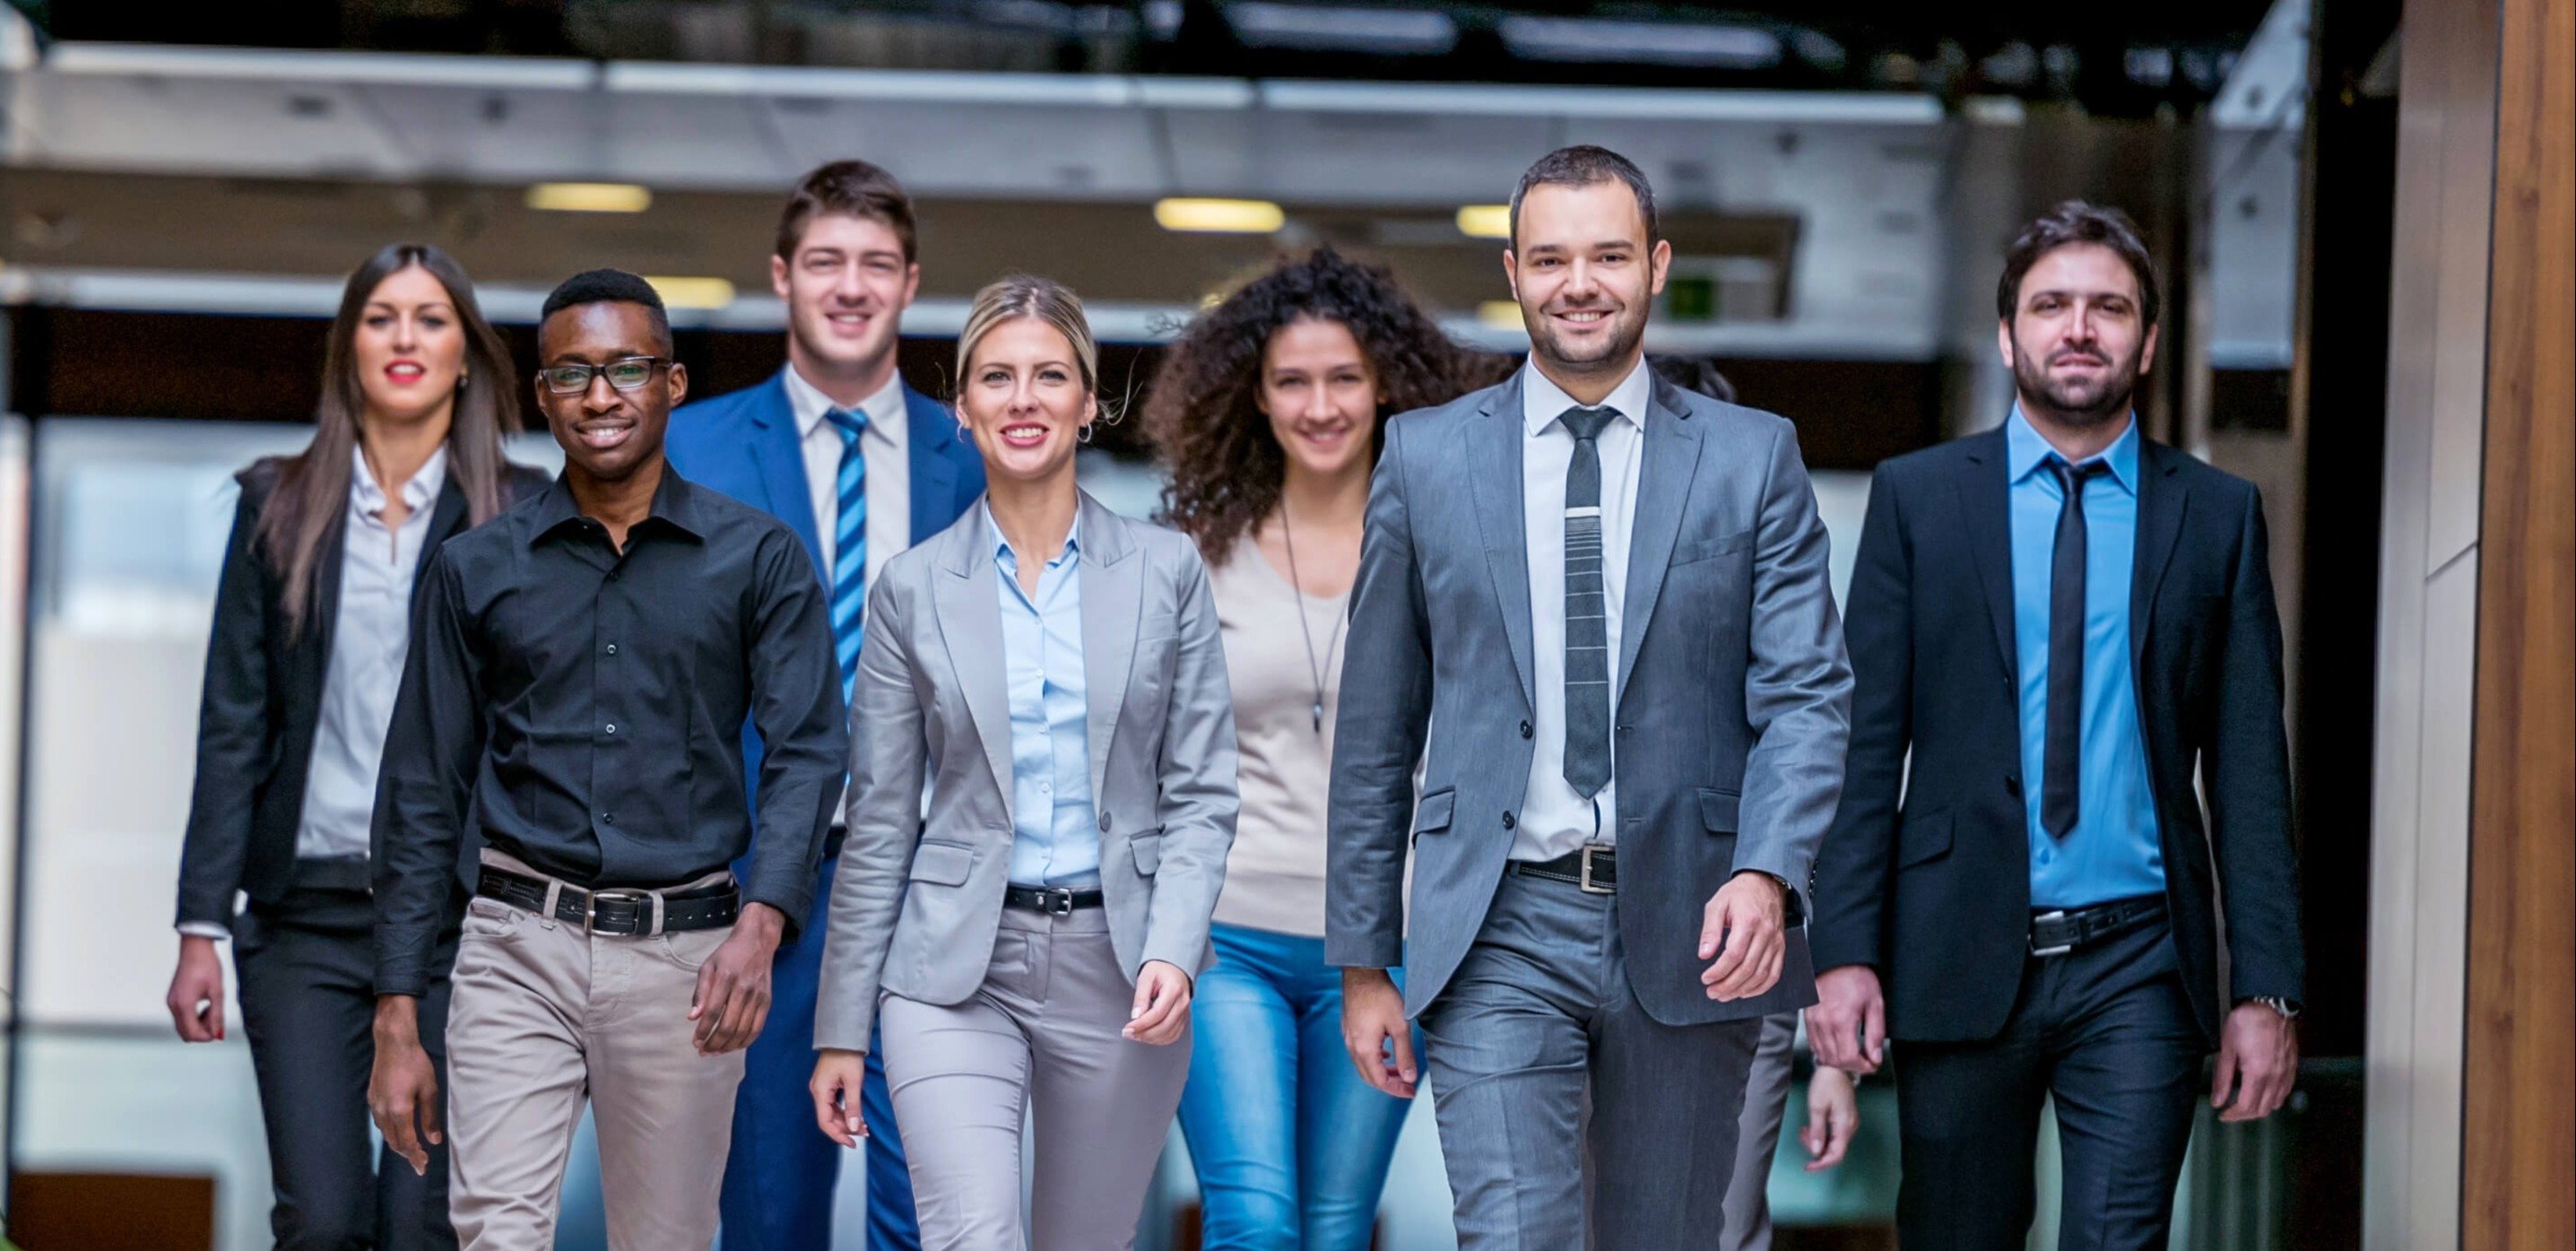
1718, 1012, 1800, 1251
1418, 870, 1764, 1250
878, 902, 1192, 1251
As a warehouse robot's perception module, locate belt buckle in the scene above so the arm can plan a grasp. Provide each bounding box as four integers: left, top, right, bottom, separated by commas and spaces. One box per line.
1041, 887, 1077, 917
1577, 845, 1613, 895
2029, 908, 2072, 958
585, 888, 651, 935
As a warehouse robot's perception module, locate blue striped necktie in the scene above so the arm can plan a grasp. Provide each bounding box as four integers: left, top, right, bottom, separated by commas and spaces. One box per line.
823, 405, 869, 697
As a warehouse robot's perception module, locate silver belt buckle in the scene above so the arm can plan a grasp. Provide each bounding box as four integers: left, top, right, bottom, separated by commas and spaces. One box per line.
2029, 908, 2072, 958
1042, 887, 1078, 917
1578, 844, 1614, 894
585, 887, 652, 935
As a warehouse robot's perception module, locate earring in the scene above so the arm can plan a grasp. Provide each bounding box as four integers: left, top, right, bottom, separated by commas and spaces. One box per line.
1077, 422, 1096, 446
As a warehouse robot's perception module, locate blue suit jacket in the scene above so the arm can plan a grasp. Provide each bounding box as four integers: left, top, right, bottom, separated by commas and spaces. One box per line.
668, 367, 986, 813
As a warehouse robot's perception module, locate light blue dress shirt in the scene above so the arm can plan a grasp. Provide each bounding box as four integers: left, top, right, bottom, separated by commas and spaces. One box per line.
2006, 407, 2165, 908
992, 506, 1101, 889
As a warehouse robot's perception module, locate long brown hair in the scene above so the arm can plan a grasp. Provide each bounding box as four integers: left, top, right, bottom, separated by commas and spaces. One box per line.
256, 243, 523, 639
1144, 247, 1505, 560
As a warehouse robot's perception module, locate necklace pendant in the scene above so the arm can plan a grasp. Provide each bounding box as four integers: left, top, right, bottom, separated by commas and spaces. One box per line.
1313, 700, 1324, 734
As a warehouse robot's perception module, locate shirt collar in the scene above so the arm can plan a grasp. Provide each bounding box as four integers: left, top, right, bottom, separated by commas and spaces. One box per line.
785, 363, 908, 449
1521, 356, 1652, 438
984, 500, 1080, 572
528, 464, 707, 546
351, 442, 449, 518
2005, 404, 2140, 493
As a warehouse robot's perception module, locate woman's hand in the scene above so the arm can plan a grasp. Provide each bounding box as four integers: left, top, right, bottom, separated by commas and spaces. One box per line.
811, 1049, 872, 1147
1800, 1064, 1860, 1171
1123, 960, 1193, 1045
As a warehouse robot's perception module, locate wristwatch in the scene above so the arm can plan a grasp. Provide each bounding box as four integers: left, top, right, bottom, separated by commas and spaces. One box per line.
2246, 995, 2302, 1020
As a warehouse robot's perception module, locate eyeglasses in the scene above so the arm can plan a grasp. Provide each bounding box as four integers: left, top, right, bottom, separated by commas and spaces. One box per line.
538, 356, 670, 395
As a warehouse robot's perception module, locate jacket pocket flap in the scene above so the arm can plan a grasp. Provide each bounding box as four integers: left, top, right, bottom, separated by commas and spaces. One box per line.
1896, 811, 1955, 868
1130, 834, 1163, 874
908, 841, 976, 886
1698, 787, 1741, 833
1412, 789, 1457, 834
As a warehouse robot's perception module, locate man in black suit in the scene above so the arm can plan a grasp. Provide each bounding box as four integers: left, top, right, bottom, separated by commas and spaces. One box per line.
1808, 201, 2303, 1250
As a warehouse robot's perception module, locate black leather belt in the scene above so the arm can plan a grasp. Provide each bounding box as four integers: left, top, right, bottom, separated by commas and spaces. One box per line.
476, 867, 740, 936
1511, 845, 1617, 893
1004, 884, 1105, 917
2029, 895, 2164, 958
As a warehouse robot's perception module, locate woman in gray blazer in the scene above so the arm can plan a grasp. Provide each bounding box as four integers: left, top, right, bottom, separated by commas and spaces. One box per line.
811, 274, 1238, 1250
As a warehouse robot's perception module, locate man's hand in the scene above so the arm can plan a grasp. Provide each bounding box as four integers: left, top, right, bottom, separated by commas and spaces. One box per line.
1807, 964, 1886, 1074
167, 934, 227, 1043
1700, 871, 1787, 1001
1124, 960, 1194, 1046
690, 902, 785, 1056
1340, 968, 1418, 1099
2212, 1000, 2298, 1123
369, 996, 442, 1177
810, 1049, 872, 1147
1800, 1064, 1860, 1171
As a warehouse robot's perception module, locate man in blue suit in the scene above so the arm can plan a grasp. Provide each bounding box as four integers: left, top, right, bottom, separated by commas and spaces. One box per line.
668, 159, 983, 1251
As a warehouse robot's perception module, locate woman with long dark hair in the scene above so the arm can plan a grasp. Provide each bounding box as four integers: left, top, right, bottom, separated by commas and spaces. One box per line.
167, 243, 542, 1250
1144, 247, 1501, 1250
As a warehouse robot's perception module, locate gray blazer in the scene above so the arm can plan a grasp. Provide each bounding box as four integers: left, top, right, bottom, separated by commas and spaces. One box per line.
1326, 370, 1853, 1026
816, 492, 1238, 1053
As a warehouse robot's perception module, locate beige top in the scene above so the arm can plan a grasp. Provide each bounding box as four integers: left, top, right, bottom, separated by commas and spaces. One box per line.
1208, 532, 1348, 937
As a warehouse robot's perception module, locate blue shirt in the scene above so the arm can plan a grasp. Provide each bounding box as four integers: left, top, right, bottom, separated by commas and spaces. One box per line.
992, 508, 1099, 888
2006, 407, 2164, 908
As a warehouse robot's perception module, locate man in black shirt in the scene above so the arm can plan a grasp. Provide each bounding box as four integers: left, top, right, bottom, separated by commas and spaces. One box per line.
368, 269, 845, 1249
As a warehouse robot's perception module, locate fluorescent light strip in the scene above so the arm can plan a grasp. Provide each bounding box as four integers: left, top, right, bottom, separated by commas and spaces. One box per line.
1227, 4, 1457, 55
45, 41, 595, 89
1154, 198, 1286, 233
605, 62, 1253, 110
527, 183, 655, 213
1257, 80, 1941, 125
1456, 204, 1512, 239
1498, 16, 1782, 69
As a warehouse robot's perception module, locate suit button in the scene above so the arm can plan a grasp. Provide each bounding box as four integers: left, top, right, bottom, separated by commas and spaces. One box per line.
1098, 812, 1111, 832
1520, 721, 1533, 739
1502, 812, 1517, 830
2005, 776, 2023, 798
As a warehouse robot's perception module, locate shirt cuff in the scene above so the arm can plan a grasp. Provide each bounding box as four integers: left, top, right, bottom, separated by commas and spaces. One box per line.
176, 921, 230, 941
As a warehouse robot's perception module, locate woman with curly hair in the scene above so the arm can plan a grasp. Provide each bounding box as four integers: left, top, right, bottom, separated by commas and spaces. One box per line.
1145, 247, 1500, 1250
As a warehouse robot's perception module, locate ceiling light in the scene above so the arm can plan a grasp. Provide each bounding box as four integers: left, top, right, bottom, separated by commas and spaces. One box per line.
526, 182, 653, 213
1154, 198, 1285, 234
1500, 16, 1783, 69
1478, 300, 1523, 329
1455, 204, 1511, 239
1227, 4, 1458, 55
645, 276, 735, 309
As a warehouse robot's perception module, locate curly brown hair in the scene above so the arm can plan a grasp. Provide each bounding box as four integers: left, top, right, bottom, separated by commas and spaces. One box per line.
1145, 247, 1505, 560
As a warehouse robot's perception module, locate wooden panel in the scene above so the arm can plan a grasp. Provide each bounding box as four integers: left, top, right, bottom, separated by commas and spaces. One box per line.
2463, 0, 2576, 1247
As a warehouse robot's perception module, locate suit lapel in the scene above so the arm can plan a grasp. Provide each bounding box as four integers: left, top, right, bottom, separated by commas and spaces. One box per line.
749, 370, 828, 578
1075, 494, 1140, 807
1615, 377, 1705, 699
306, 494, 348, 681
932, 510, 1015, 816
905, 386, 965, 540
1954, 429, 2020, 689
1468, 378, 1536, 713
2130, 440, 2190, 673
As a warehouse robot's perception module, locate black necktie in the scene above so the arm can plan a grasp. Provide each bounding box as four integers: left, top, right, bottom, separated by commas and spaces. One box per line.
1561, 406, 1617, 799
2043, 458, 2110, 838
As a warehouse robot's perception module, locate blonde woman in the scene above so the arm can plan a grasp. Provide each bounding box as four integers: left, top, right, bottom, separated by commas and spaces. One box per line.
811, 274, 1238, 1249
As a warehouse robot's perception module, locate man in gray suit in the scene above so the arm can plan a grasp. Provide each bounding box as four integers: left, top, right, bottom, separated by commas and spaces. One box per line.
1329, 145, 1852, 1247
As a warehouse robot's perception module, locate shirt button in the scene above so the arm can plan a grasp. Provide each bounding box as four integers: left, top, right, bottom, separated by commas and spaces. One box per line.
604, 724, 617, 735
605, 644, 619, 656
1039, 780, 1051, 794
602, 812, 615, 825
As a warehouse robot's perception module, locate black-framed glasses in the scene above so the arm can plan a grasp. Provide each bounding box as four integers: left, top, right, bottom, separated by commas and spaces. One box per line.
538, 356, 670, 395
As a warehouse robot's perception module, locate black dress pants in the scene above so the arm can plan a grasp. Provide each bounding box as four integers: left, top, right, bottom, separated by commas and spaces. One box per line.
1892, 917, 2203, 1251
234, 883, 455, 1251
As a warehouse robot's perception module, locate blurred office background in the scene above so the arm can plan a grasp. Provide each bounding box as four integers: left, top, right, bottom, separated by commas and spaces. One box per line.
0, 2, 2565, 1249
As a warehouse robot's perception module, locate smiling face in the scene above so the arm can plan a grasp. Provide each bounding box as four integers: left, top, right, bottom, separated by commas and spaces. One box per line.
351, 264, 468, 424
1999, 241, 2158, 426
772, 212, 918, 383
1256, 316, 1380, 483
957, 316, 1095, 487
534, 300, 688, 483
1505, 179, 1670, 384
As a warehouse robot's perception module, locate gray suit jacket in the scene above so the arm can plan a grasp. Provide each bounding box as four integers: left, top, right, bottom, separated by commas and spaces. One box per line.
816, 492, 1239, 1053
1326, 369, 1852, 1026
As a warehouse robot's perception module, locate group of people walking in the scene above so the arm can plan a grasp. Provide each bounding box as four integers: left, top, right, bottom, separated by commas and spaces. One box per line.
168, 142, 2301, 1251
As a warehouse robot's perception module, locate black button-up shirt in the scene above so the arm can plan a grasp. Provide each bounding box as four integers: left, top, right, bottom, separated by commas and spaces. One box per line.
372, 470, 845, 996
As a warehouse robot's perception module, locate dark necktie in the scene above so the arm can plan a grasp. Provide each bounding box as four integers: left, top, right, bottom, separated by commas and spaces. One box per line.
1561, 406, 1617, 799
2043, 458, 2110, 838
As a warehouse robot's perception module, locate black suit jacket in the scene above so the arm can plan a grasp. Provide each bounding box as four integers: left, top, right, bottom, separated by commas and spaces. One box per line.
1809, 428, 2303, 1046
174, 456, 545, 930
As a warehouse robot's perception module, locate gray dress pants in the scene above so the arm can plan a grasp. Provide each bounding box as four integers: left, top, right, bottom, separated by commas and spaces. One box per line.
878, 901, 1193, 1251
1417, 870, 1764, 1251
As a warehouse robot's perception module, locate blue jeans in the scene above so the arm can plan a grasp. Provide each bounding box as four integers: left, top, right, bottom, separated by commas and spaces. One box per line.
1175, 923, 1417, 1251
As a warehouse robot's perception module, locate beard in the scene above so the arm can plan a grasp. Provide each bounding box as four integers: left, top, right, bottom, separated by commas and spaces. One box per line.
2011, 339, 2142, 425
1526, 297, 1650, 378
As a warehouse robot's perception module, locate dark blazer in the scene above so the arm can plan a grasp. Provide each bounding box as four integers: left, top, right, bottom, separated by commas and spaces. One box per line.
173, 456, 547, 930
1808, 427, 2303, 1046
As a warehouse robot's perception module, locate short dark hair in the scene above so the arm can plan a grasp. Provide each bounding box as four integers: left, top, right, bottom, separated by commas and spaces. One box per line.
1997, 201, 2161, 326
1649, 354, 1737, 404
776, 160, 917, 263
541, 268, 671, 352
1509, 144, 1660, 250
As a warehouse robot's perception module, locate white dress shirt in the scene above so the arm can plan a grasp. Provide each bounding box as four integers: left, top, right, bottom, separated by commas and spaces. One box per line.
781, 363, 910, 586
1514, 358, 1651, 862
299, 443, 447, 861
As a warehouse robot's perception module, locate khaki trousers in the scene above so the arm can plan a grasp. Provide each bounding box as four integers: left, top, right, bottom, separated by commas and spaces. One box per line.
445, 851, 744, 1251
